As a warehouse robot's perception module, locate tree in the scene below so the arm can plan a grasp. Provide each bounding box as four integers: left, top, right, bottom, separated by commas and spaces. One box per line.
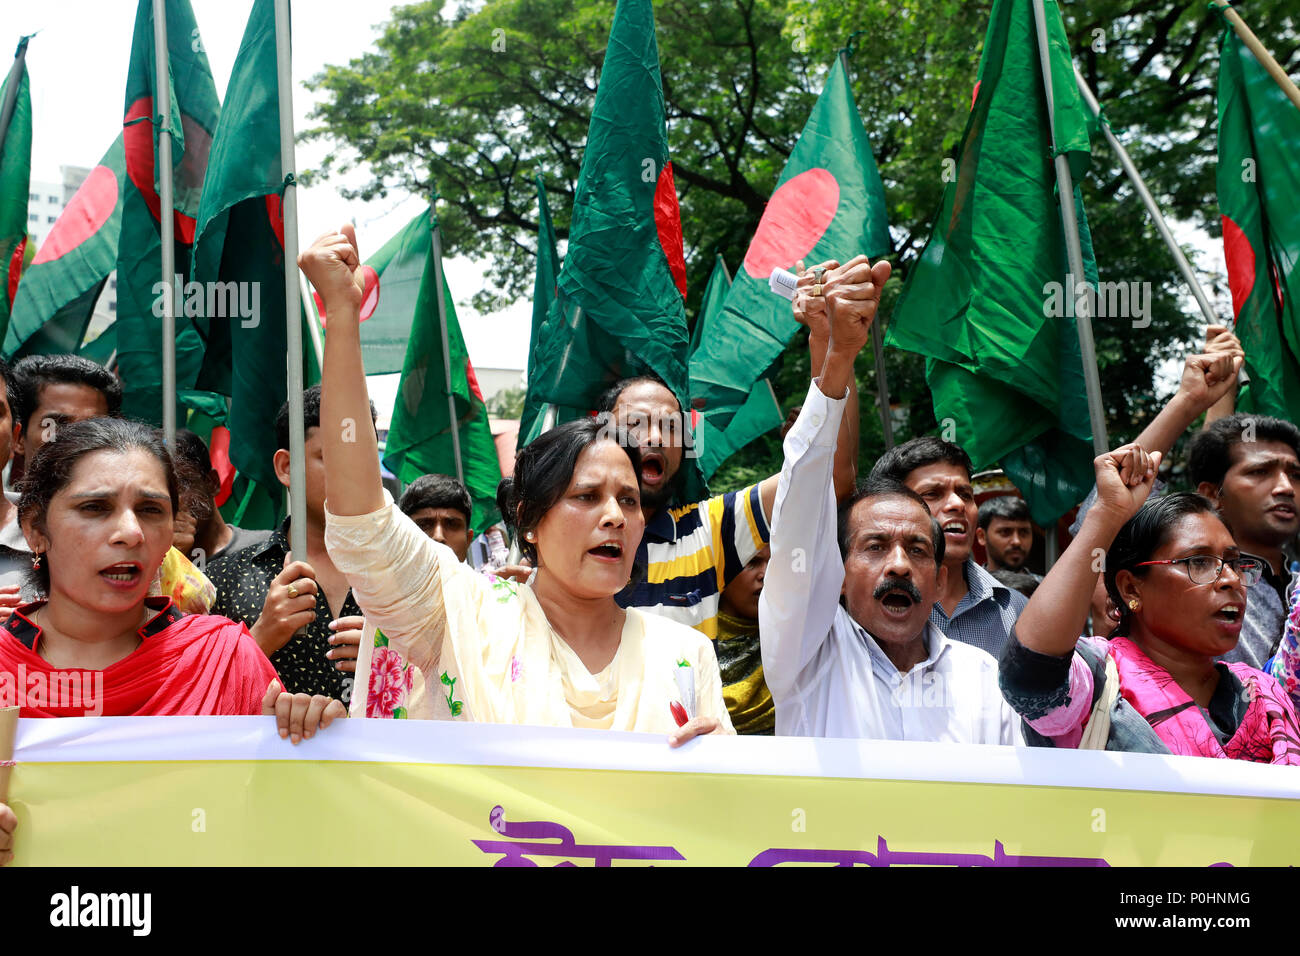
304, 0, 1299, 491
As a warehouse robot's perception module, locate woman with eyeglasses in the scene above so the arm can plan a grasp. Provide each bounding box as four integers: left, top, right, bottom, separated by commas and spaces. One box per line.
1000, 443, 1300, 762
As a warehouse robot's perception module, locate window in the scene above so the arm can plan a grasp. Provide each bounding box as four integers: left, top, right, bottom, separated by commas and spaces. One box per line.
48, 195, 58, 204
47, 215, 56, 224
28, 213, 37, 223
108, 301, 117, 313
28, 192, 38, 201
110, 278, 117, 290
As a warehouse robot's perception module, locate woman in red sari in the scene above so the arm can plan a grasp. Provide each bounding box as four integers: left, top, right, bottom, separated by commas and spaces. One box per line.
0, 418, 345, 864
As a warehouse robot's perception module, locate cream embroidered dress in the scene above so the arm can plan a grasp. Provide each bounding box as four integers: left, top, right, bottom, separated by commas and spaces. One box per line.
326, 493, 734, 734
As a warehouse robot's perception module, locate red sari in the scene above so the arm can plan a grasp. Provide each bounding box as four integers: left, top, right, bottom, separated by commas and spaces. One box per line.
0, 598, 278, 717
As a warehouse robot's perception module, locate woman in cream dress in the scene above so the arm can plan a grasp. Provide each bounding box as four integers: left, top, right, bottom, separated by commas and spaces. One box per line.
300, 226, 731, 743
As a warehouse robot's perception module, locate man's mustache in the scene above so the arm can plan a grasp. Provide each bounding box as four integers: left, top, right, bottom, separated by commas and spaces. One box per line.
872, 576, 922, 603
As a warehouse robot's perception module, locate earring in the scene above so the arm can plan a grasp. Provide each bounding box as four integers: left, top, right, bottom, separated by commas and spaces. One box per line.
525, 532, 535, 542
1127, 599, 1139, 611
32, 553, 42, 570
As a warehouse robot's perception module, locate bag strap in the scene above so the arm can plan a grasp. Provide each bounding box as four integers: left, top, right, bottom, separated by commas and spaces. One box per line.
1079, 652, 1119, 750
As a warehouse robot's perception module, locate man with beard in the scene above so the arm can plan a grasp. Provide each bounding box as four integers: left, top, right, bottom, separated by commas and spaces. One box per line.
758, 287, 1021, 743
977, 496, 1040, 581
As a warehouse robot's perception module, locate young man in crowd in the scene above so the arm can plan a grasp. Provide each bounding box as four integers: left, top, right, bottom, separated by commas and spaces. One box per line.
714, 545, 772, 734
869, 438, 1028, 660
207, 386, 376, 703
397, 473, 473, 563
170, 428, 271, 566
0, 358, 23, 594
0, 355, 123, 587
760, 258, 1021, 743
593, 257, 869, 734
977, 496, 1040, 581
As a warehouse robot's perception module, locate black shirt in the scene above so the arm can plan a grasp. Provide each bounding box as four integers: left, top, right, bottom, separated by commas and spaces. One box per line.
207, 519, 359, 702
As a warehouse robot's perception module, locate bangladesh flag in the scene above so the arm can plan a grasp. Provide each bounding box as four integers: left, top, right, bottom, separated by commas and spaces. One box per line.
115, 0, 221, 425
0, 37, 32, 346
1217, 21, 1300, 422
519, 174, 582, 448
6, 136, 127, 361
525, 0, 703, 497
192, 0, 318, 494
376, 209, 502, 532
692, 56, 889, 478
885, 0, 1096, 526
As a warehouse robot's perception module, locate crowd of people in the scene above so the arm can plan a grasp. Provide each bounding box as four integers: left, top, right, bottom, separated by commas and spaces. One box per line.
1, 227, 1297, 864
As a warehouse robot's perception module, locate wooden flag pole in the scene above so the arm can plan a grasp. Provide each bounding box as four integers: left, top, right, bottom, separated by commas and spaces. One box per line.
429, 205, 465, 483
275, 0, 307, 561
1211, 1, 1300, 113
1074, 67, 1220, 328
839, 47, 895, 452
0, 37, 30, 161
152, 0, 177, 444
1031, 0, 1109, 456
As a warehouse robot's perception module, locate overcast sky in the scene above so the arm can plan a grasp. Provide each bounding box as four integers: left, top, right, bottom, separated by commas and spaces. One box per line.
12, 0, 532, 381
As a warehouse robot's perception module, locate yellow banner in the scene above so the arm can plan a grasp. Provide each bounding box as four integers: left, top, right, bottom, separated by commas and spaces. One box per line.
9, 717, 1300, 866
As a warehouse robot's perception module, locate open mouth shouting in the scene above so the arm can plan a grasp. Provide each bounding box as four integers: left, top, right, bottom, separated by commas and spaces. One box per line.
941, 519, 967, 543
587, 540, 625, 564
873, 577, 924, 619
639, 451, 667, 490
99, 562, 145, 590
1213, 600, 1244, 634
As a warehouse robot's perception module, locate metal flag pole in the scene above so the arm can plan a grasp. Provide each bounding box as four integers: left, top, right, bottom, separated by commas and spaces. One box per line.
275, 0, 307, 561
0, 37, 31, 161
1074, 67, 1220, 327
429, 203, 465, 483
1031, 0, 1109, 456
838, 47, 895, 451
1211, 1, 1300, 112
152, 0, 177, 443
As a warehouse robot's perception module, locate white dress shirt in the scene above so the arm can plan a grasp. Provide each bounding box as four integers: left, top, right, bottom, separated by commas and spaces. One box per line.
759, 381, 1023, 745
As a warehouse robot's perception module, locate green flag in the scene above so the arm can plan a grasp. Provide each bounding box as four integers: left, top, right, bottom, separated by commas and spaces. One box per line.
6, 136, 128, 361
688, 254, 731, 356
1217, 21, 1300, 422
380, 209, 502, 532
519, 174, 581, 448
692, 56, 889, 477
526, 0, 701, 496
884, 0, 1096, 526
116, 0, 221, 425
0, 37, 33, 345
192, 0, 316, 493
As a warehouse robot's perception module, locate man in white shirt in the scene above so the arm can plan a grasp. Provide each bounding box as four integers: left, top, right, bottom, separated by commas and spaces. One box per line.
758, 259, 1021, 745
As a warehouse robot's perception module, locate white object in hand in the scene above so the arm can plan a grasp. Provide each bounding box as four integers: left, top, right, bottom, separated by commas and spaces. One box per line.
768, 267, 799, 301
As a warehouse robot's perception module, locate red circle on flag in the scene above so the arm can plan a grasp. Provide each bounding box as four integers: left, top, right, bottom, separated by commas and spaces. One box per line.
743, 168, 840, 279
1221, 214, 1255, 322
314, 265, 380, 327
32, 165, 119, 265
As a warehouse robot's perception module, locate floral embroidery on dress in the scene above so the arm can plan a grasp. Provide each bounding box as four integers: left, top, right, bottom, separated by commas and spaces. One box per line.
484, 572, 519, 604
510, 656, 522, 683
441, 671, 465, 716
368, 629, 413, 718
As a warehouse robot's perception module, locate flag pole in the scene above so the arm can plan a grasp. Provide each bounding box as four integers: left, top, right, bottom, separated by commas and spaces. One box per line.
839, 47, 895, 451
152, 0, 177, 444
1031, 0, 1109, 456
429, 204, 465, 483
0, 37, 31, 161
1211, 1, 1300, 112
274, 0, 307, 561
299, 272, 325, 368
1074, 68, 1221, 328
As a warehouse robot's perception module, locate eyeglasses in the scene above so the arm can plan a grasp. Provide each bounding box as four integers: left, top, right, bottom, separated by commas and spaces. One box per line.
1133, 555, 1264, 588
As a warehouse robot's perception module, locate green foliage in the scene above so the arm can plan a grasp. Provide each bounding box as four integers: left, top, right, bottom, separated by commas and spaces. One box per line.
305, 0, 1299, 492
485, 384, 526, 418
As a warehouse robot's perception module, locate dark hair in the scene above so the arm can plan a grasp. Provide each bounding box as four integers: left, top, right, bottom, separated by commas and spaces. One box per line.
978, 495, 1032, 531
869, 435, 973, 486
1103, 492, 1220, 637
1188, 414, 1300, 487
275, 384, 377, 452
398, 473, 472, 525
991, 568, 1039, 598
837, 475, 945, 566
498, 414, 642, 569
0, 355, 13, 423
18, 418, 180, 595
594, 372, 679, 416
169, 428, 217, 520
11, 354, 122, 431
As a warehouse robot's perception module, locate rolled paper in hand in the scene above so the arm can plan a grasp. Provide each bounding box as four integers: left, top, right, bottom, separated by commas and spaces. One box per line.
768, 267, 799, 301
0, 705, 16, 803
